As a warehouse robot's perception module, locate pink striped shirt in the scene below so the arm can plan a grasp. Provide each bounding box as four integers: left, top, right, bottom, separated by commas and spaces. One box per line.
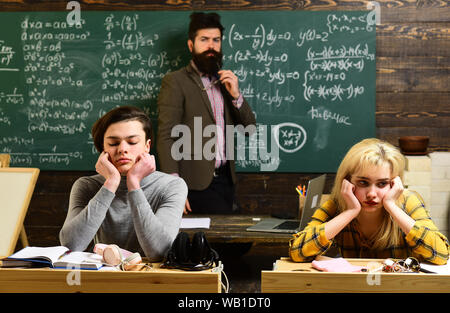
191, 61, 243, 169
201, 74, 226, 168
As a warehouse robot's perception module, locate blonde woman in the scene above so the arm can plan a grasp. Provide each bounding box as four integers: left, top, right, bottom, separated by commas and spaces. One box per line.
289, 138, 449, 265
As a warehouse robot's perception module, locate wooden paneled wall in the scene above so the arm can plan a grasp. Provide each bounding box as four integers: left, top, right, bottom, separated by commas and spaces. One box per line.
2, 0, 448, 247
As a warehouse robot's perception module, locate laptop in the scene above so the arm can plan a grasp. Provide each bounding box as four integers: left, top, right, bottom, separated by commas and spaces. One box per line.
246, 174, 326, 234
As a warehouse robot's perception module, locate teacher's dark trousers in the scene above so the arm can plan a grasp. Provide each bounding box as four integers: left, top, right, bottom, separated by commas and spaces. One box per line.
187, 162, 237, 214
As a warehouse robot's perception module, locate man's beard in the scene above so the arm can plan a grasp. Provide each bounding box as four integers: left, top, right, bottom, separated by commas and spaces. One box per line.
192, 49, 223, 76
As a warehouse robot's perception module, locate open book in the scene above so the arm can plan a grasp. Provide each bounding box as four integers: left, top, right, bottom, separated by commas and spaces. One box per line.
1, 246, 103, 270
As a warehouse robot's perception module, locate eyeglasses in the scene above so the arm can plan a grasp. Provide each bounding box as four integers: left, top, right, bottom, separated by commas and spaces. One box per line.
382, 257, 421, 273
202, 78, 220, 91
193, 60, 222, 91
194, 77, 221, 91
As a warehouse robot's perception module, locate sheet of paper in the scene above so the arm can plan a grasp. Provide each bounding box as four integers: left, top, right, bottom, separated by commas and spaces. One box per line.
58, 251, 103, 264
53, 251, 103, 270
420, 262, 450, 275
311, 195, 318, 208
180, 218, 211, 229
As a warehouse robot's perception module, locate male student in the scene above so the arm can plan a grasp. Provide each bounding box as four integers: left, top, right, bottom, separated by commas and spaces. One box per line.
157, 12, 256, 214
59, 106, 187, 261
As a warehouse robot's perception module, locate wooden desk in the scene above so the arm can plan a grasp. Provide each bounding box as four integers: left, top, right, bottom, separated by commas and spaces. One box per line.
181, 195, 331, 245
0, 263, 221, 293
182, 214, 293, 244
261, 257, 450, 293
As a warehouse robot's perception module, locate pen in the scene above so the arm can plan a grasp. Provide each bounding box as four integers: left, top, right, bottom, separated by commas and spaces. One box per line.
418, 267, 436, 274
295, 187, 302, 196
58, 250, 71, 260
303, 185, 306, 196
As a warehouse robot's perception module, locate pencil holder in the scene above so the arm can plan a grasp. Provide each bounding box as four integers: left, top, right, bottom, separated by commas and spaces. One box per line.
0, 154, 10, 168
298, 194, 306, 219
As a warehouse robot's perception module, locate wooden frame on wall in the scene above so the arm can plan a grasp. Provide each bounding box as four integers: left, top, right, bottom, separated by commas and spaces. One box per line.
0, 168, 39, 258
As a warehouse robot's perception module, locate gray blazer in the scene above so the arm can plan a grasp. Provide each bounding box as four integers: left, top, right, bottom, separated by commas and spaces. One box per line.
157, 63, 256, 190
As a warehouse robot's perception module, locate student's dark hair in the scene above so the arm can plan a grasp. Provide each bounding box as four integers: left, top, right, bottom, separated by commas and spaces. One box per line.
188, 12, 224, 41
91, 106, 152, 153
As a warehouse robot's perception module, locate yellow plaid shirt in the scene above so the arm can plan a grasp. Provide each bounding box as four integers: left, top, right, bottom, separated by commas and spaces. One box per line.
289, 190, 449, 265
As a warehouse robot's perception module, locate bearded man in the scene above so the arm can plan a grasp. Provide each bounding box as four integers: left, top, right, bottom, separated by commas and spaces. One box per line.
157, 12, 256, 214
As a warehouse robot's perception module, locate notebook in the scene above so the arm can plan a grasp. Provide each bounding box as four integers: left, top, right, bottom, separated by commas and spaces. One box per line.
246, 174, 326, 234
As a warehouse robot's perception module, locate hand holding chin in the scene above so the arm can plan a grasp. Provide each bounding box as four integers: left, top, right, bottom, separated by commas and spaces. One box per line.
126, 153, 156, 191
383, 176, 404, 208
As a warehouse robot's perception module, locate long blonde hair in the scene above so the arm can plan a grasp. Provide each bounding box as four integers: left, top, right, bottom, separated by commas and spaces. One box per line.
330, 138, 406, 250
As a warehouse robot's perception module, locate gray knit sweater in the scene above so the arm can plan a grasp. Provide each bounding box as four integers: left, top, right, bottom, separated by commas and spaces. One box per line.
59, 171, 188, 261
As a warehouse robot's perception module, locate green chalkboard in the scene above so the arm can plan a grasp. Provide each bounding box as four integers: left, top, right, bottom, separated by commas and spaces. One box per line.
0, 11, 375, 172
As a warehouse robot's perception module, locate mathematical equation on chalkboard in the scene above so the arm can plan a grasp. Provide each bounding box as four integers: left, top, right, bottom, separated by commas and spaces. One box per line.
0, 11, 375, 171
221, 13, 374, 170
